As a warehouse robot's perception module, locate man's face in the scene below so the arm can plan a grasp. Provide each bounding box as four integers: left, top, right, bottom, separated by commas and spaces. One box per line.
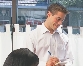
47, 11, 66, 31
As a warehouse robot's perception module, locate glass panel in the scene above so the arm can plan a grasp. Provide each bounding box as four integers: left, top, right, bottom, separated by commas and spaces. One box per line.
17, 0, 47, 32
18, 8, 46, 31
0, 0, 11, 32
69, 10, 83, 34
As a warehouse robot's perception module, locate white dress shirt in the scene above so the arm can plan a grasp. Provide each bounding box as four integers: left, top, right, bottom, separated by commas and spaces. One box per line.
26, 23, 73, 66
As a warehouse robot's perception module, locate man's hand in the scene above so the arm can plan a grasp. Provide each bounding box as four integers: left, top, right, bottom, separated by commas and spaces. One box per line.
46, 56, 60, 66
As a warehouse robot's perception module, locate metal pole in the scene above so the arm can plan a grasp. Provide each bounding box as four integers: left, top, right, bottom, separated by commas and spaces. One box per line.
11, 0, 18, 51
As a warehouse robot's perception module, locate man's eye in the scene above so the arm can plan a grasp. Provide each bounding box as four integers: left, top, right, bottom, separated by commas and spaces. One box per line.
57, 18, 64, 22
57, 18, 61, 21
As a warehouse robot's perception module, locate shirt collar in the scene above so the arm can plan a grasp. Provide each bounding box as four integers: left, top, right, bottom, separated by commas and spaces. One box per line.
41, 23, 60, 34
41, 23, 50, 34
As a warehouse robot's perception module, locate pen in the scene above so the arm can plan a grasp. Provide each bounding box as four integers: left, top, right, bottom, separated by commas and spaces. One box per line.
48, 51, 51, 55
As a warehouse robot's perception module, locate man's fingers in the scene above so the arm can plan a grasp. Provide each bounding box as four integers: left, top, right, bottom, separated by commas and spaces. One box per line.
46, 57, 60, 66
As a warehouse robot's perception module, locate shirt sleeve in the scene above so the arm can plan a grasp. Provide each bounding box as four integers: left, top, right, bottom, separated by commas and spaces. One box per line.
64, 42, 73, 66
60, 33, 73, 66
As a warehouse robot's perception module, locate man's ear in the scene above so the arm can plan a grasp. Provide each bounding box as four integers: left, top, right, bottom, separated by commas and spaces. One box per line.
47, 11, 51, 17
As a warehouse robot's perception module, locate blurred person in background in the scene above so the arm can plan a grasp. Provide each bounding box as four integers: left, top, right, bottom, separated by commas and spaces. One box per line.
3, 48, 39, 66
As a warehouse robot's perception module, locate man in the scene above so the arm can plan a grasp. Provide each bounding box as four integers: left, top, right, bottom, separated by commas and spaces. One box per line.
26, 3, 73, 66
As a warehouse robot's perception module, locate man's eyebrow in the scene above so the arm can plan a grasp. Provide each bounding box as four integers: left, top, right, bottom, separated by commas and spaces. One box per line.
57, 17, 62, 19
57, 17, 65, 22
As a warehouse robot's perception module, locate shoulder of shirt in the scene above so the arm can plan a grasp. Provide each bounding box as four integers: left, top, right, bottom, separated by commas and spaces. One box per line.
29, 25, 43, 39
56, 29, 69, 44
31, 23, 49, 34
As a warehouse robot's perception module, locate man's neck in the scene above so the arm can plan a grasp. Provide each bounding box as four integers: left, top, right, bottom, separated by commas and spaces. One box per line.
44, 22, 54, 34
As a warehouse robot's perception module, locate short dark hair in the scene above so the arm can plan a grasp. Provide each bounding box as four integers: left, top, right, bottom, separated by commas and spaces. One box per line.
47, 3, 68, 15
3, 48, 39, 66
